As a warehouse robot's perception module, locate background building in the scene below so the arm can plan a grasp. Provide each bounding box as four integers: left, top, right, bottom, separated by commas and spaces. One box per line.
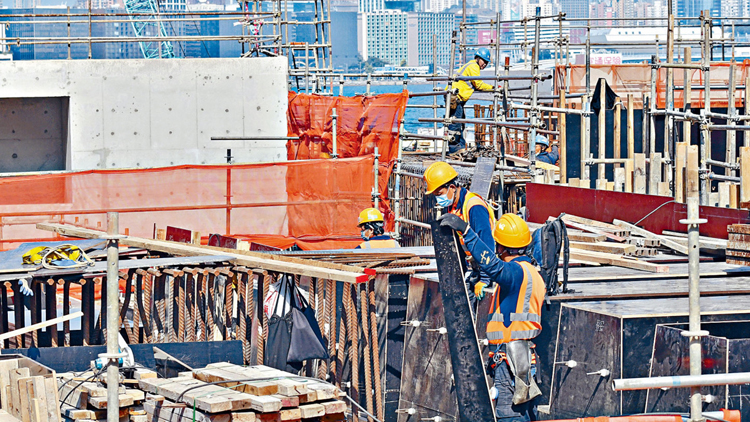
358, 9, 408, 65
406, 12, 455, 67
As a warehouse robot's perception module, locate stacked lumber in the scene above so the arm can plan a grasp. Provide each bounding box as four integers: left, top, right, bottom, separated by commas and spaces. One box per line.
139, 364, 346, 422
57, 368, 156, 422
0, 356, 61, 422
728, 224, 750, 265
541, 214, 670, 273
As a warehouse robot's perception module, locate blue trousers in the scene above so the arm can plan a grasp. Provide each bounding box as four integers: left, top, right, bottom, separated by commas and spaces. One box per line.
448, 101, 466, 153
493, 345, 538, 421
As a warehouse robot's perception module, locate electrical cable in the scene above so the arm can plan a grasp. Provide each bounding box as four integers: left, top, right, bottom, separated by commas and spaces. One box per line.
59, 366, 108, 405
634, 200, 677, 225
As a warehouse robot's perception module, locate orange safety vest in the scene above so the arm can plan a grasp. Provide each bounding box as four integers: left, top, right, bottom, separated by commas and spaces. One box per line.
358, 238, 400, 249
450, 191, 496, 254
486, 260, 545, 345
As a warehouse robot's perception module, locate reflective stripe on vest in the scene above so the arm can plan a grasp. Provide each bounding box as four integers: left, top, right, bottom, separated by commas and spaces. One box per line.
450, 191, 496, 255
485, 260, 545, 344
359, 238, 399, 249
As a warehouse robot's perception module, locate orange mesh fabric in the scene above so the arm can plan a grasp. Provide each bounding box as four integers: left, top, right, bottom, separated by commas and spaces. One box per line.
0, 156, 375, 251
286, 91, 409, 230
555, 61, 750, 109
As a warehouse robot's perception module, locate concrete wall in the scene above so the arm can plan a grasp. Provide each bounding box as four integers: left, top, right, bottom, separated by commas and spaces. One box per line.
0, 57, 289, 170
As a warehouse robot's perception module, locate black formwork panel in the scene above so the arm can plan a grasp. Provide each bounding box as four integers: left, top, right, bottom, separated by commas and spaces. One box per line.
397, 276, 458, 422
549, 295, 750, 419
646, 325, 728, 414
649, 320, 750, 422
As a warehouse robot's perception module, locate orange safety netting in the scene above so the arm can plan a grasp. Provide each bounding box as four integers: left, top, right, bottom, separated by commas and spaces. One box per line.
556, 61, 750, 109
286, 91, 409, 229
0, 156, 376, 252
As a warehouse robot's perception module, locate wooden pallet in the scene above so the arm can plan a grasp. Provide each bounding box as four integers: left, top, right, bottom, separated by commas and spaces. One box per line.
0, 357, 61, 422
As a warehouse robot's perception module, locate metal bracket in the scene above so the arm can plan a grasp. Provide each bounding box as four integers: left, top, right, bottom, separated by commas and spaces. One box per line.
98, 351, 129, 360
102, 234, 128, 240
679, 218, 707, 226
680, 330, 710, 338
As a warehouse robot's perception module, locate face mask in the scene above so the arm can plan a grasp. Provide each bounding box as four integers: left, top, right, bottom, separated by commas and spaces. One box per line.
436, 193, 452, 207
361, 231, 370, 241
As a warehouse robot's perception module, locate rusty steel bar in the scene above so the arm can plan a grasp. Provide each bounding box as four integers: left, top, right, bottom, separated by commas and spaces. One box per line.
316, 278, 328, 380
45, 279, 57, 347
63, 280, 71, 347
368, 279, 383, 421
259, 271, 271, 365
346, 283, 359, 401
360, 283, 374, 421
327, 279, 336, 382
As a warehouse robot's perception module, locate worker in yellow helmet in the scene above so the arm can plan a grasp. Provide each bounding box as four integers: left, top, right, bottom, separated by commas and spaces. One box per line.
446, 47, 495, 154
424, 161, 495, 310
438, 212, 544, 420
356, 208, 400, 249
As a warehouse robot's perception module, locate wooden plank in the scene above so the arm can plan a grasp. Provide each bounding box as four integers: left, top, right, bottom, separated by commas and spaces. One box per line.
0, 409, 22, 422
634, 153, 647, 194
27, 378, 47, 422
87, 394, 134, 409
731, 183, 740, 209
138, 378, 281, 414
675, 142, 687, 203
614, 96, 621, 168
298, 404, 324, 419
568, 178, 580, 188
648, 153, 662, 195
741, 147, 750, 207
613, 219, 688, 255
624, 159, 634, 193
43, 376, 60, 422
143, 400, 233, 422
627, 94, 635, 161
719, 182, 731, 208
596, 179, 607, 190
658, 181, 670, 197
279, 408, 301, 421
319, 400, 346, 415
569, 241, 636, 255
9, 368, 30, 419
614, 167, 625, 192
560, 214, 627, 233
0, 359, 19, 410
16, 377, 30, 422
0, 312, 83, 342
559, 219, 626, 242
35, 223, 369, 284
568, 250, 669, 273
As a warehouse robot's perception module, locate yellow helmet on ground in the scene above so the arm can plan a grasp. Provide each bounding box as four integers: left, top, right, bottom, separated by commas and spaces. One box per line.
424, 162, 458, 194
493, 213, 531, 248
358, 208, 384, 226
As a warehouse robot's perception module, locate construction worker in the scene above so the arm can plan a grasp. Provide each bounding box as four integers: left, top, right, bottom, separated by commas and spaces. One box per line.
424, 161, 495, 308
438, 212, 545, 421
446, 47, 495, 154
356, 208, 400, 249
535, 135, 559, 166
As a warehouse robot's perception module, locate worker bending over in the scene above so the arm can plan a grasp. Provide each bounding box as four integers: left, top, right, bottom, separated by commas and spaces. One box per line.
439, 212, 544, 421
535, 135, 559, 166
424, 161, 495, 309
447, 48, 495, 154
356, 208, 400, 249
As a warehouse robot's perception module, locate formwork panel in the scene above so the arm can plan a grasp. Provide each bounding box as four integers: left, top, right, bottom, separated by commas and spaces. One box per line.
101, 71, 152, 154
148, 62, 199, 151
397, 277, 458, 422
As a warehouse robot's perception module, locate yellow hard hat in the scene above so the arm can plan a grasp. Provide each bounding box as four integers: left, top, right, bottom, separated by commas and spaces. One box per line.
424, 162, 458, 194
493, 213, 531, 248
358, 208, 384, 226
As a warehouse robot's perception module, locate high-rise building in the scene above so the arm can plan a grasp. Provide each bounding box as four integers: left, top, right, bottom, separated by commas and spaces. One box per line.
421, 0, 458, 13
676, 0, 719, 22
360, 0, 384, 13
331, 11, 360, 69
406, 12, 455, 68
559, 0, 588, 19
358, 9, 408, 65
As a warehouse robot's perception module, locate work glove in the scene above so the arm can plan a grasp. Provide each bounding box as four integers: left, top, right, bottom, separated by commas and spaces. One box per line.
438, 213, 468, 234
474, 281, 488, 300
18, 278, 33, 296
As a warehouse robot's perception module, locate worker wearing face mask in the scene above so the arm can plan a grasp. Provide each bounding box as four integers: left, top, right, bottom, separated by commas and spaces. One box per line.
424, 161, 495, 310
355, 208, 400, 249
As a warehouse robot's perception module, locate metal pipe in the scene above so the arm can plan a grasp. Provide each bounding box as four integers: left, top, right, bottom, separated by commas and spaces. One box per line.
331, 107, 338, 158
373, 147, 380, 208
394, 121, 404, 239
426, 75, 550, 82
397, 218, 431, 229
401, 132, 447, 141
511, 102, 591, 116
105, 212, 120, 422
419, 117, 532, 129
703, 159, 739, 170
408, 90, 449, 98
443, 31, 457, 161
612, 372, 750, 391
432, 33, 439, 153
707, 125, 750, 131
708, 173, 741, 182
685, 141, 705, 422
700, 12, 711, 206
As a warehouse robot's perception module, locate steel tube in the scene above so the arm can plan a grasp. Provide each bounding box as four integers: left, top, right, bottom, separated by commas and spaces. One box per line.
419, 117, 532, 128
613, 372, 750, 391
401, 132, 447, 141
704, 159, 738, 170
426, 75, 548, 82
106, 212, 120, 422
408, 90, 449, 97
397, 218, 431, 229
708, 173, 741, 182
511, 102, 591, 116
707, 125, 750, 131
331, 107, 338, 158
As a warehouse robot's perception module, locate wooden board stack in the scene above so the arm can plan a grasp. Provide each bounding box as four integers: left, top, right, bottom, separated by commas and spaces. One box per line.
57, 368, 156, 422
0, 356, 61, 422
728, 224, 750, 265
139, 363, 346, 422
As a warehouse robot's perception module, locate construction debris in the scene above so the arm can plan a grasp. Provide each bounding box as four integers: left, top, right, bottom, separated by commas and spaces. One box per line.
0, 356, 61, 422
